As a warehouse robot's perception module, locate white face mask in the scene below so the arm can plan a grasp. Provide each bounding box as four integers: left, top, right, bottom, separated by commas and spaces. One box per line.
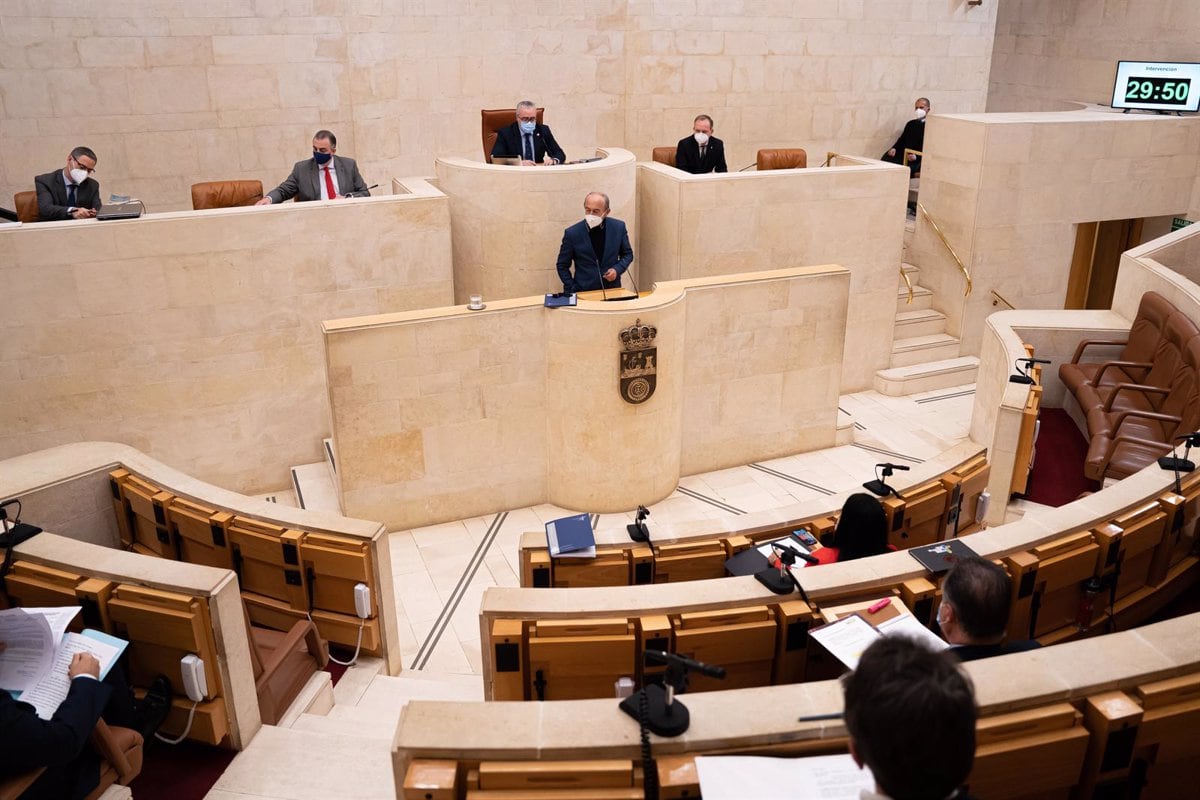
694, 131, 710, 145
915, 107, 928, 120
69, 168, 89, 184
584, 214, 603, 229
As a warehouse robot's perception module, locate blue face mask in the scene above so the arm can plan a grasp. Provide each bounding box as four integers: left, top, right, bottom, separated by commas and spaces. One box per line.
518, 121, 536, 135
313, 151, 333, 165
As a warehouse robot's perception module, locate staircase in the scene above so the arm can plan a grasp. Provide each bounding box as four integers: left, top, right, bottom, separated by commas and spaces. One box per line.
874, 262, 979, 396
208, 658, 484, 799
288, 437, 342, 514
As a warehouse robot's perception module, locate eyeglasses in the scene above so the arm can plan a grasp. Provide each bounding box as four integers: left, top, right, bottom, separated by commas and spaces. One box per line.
71, 157, 96, 174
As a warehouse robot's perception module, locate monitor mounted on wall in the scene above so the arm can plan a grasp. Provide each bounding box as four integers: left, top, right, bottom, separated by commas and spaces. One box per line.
1111, 61, 1200, 113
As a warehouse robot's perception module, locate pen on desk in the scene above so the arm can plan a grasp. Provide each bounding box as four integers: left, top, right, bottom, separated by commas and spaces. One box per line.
797, 712, 843, 722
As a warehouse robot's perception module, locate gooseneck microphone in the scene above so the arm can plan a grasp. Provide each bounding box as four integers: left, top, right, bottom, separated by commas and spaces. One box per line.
864, 462, 911, 497
344, 183, 379, 198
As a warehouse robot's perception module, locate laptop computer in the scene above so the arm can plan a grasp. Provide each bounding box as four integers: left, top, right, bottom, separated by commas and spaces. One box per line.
908, 539, 979, 575
96, 201, 144, 221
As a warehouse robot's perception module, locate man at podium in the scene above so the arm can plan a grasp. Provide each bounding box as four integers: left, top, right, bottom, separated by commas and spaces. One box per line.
555, 192, 634, 294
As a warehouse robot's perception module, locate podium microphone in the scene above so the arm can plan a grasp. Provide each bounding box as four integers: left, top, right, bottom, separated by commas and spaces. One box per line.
593, 259, 608, 301
1009, 357, 1051, 384
1159, 431, 1200, 496
343, 183, 378, 198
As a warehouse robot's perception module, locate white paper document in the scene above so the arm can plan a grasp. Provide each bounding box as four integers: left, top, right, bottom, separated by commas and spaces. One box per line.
695, 753, 875, 800
809, 613, 880, 670
0, 606, 127, 719
876, 612, 951, 652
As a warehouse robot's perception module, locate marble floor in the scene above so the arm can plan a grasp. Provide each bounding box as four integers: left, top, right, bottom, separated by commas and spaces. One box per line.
387, 384, 978, 677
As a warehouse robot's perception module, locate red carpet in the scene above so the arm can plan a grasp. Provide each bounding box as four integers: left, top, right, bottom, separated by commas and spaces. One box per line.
127, 660, 349, 798
1021, 407, 1101, 506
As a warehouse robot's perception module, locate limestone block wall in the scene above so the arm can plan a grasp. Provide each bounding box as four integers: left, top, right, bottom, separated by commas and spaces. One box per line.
909, 111, 1200, 356
0, 193, 453, 492
324, 266, 848, 531
0, 2, 998, 213
988, 0, 1200, 112
637, 159, 906, 391
435, 149, 637, 303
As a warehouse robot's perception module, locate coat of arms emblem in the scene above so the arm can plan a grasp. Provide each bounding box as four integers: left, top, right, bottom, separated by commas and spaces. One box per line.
618, 319, 657, 404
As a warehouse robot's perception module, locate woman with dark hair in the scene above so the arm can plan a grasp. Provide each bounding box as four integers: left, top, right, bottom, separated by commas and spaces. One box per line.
809, 493, 889, 565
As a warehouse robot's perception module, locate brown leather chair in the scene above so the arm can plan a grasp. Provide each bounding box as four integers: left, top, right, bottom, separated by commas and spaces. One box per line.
481, 107, 543, 162
1060, 291, 1174, 403
14, 190, 38, 223
756, 148, 807, 171
244, 604, 329, 725
0, 719, 143, 800
190, 180, 264, 210
651, 147, 677, 167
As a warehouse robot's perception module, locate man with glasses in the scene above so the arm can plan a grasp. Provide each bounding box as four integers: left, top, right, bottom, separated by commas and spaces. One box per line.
34, 146, 102, 220
491, 100, 566, 165
256, 129, 369, 205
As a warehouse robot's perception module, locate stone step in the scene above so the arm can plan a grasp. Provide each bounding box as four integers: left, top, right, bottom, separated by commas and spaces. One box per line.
835, 408, 855, 446
897, 282, 933, 312
330, 656, 386, 708
894, 307, 946, 339
290, 462, 341, 513
328, 672, 484, 721
888, 333, 961, 367
250, 489, 298, 508
900, 262, 920, 278
874, 356, 980, 396
207, 725, 395, 799
290, 709, 400, 742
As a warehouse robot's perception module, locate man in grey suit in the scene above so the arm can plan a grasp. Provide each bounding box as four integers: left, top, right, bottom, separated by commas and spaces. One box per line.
256, 130, 369, 205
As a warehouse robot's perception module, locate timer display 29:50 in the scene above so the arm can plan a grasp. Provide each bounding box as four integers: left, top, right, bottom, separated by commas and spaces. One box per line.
1124, 77, 1191, 105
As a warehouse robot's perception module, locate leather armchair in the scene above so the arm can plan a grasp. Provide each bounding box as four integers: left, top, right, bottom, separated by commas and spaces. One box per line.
14, 190, 38, 223
0, 720, 143, 800
756, 148, 807, 171
190, 180, 264, 210
481, 107, 543, 162
651, 147, 677, 167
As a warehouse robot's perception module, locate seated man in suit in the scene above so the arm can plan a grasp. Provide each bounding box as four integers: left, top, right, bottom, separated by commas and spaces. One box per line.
882, 97, 929, 175
674, 114, 728, 174
937, 556, 1041, 662
555, 192, 634, 294
491, 100, 566, 165
843, 637, 979, 800
34, 146, 102, 221
256, 129, 369, 205
0, 649, 170, 800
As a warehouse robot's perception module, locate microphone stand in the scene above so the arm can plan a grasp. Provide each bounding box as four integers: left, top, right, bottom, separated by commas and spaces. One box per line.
619, 650, 725, 737
1158, 433, 1199, 497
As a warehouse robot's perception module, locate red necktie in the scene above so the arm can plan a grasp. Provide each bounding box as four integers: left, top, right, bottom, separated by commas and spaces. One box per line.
323, 165, 336, 199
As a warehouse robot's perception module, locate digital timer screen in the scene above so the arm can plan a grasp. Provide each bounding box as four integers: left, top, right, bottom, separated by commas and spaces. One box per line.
1112, 61, 1200, 112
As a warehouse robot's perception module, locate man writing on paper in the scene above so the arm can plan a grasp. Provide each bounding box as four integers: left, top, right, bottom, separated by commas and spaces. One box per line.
843, 637, 979, 800
937, 557, 1041, 662
34, 146, 102, 221
555, 192, 634, 294
491, 100, 566, 165
256, 130, 369, 204
0, 645, 169, 800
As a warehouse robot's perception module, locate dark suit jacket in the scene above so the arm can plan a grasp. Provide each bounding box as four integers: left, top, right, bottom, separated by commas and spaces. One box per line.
950, 639, 1041, 663
34, 170, 102, 222
0, 676, 111, 800
492, 122, 566, 164
675, 135, 728, 174
556, 218, 634, 293
267, 155, 369, 203
882, 118, 925, 173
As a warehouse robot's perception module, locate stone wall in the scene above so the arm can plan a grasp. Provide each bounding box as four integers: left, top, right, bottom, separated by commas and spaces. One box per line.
0, 190, 453, 492
0, 1, 999, 213
324, 266, 848, 530
988, 0, 1200, 112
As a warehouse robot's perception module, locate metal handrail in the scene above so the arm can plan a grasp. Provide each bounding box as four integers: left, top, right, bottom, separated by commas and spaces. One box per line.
991, 290, 1015, 309
900, 267, 914, 305
917, 202, 972, 297
822, 152, 840, 167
